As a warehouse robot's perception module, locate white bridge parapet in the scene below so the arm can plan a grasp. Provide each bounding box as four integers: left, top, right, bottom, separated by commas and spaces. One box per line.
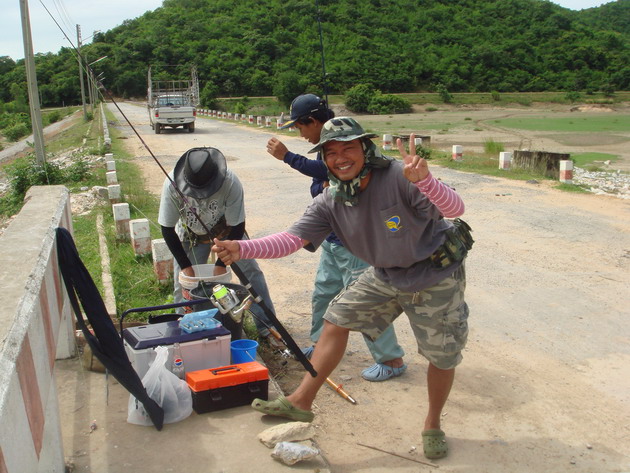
0, 185, 75, 473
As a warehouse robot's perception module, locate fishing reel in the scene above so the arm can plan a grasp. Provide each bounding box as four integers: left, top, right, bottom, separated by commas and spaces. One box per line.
209, 284, 253, 323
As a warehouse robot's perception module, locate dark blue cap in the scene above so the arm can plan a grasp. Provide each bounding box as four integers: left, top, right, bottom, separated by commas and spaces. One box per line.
280, 94, 326, 129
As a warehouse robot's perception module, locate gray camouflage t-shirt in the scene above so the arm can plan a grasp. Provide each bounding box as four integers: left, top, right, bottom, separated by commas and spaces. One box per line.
157, 169, 245, 239
287, 161, 462, 292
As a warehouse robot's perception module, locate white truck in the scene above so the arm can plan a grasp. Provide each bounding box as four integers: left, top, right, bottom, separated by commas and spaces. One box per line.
148, 65, 199, 134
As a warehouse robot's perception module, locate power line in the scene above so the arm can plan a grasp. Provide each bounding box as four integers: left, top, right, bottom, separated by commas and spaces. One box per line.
49, 0, 74, 41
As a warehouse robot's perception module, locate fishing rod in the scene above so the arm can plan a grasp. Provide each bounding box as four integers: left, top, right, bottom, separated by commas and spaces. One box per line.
315, 0, 329, 108
98, 84, 317, 378
40, 0, 318, 378
233, 304, 356, 404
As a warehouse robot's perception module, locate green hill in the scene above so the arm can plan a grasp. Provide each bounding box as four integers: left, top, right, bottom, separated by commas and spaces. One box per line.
1, 0, 629, 107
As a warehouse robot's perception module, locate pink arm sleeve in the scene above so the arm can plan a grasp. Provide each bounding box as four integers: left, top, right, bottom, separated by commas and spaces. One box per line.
414, 172, 465, 218
239, 232, 303, 259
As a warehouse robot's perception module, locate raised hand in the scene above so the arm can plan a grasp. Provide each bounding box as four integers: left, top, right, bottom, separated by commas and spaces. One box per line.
397, 133, 429, 183
267, 137, 289, 161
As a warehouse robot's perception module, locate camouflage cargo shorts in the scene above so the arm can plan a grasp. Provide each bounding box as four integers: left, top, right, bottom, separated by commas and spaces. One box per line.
324, 264, 469, 370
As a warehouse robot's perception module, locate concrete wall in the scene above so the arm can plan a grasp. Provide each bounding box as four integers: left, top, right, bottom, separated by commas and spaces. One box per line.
0, 185, 75, 473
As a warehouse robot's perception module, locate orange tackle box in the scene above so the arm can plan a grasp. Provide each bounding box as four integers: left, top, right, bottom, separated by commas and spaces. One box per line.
186, 361, 269, 413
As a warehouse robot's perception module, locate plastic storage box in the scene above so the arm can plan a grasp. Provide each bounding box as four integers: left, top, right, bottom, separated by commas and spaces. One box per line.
186, 361, 269, 413
122, 320, 231, 379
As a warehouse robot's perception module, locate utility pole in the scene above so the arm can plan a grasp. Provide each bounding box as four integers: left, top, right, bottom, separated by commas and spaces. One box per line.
76, 25, 88, 121
85, 54, 94, 114
19, 0, 46, 164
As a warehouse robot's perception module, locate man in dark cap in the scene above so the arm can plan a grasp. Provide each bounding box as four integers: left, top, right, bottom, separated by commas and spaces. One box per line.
158, 147, 278, 342
266, 94, 406, 381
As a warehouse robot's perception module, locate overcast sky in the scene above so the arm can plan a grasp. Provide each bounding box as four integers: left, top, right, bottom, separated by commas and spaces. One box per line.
0, 0, 614, 62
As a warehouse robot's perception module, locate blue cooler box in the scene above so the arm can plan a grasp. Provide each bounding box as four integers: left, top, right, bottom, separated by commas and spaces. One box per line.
122, 321, 231, 380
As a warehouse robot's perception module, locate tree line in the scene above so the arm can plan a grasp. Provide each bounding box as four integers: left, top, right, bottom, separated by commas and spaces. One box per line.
1, 0, 629, 111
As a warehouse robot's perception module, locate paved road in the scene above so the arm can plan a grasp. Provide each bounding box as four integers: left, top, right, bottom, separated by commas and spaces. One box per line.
0, 111, 81, 164
108, 102, 630, 472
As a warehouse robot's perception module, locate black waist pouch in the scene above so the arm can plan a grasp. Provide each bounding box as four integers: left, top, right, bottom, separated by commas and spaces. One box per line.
430, 218, 474, 269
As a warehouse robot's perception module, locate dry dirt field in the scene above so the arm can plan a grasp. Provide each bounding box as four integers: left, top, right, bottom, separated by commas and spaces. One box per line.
105, 102, 630, 472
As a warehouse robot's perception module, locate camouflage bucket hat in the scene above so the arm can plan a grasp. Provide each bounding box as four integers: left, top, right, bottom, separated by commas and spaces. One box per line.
308, 117, 378, 153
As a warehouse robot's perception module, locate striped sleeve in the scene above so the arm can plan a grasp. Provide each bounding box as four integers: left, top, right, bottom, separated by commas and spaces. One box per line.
239, 232, 303, 259
414, 172, 465, 218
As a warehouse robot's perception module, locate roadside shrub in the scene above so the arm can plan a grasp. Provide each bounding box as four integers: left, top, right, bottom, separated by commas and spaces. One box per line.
565, 91, 581, 103
233, 99, 248, 114
344, 83, 377, 113
483, 138, 504, 155
491, 91, 501, 101
43, 110, 62, 126
0, 192, 23, 216
4, 156, 65, 197
3, 122, 30, 142
435, 83, 453, 104
415, 144, 432, 160
367, 93, 412, 114
65, 159, 92, 182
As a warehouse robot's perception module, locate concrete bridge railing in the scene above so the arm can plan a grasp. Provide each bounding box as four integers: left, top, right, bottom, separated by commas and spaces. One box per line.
0, 185, 75, 473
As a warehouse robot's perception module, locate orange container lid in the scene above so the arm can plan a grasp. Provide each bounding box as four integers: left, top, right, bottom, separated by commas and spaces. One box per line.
186, 361, 268, 392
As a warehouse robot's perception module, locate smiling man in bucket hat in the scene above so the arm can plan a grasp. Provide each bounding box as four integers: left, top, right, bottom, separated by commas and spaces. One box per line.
213, 117, 473, 460
268, 96, 407, 382
157, 147, 279, 343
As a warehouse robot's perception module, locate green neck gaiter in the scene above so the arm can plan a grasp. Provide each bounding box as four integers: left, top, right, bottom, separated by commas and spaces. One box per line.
326, 139, 393, 207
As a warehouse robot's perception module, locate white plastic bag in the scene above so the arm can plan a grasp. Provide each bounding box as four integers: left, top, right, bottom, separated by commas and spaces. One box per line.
128, 345, 192, 426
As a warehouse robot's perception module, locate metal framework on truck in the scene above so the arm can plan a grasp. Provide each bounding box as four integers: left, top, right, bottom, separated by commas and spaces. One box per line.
147, 65, 199, 107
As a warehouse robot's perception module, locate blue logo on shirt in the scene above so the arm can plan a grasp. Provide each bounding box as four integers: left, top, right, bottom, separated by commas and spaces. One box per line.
385, 216, 401, 232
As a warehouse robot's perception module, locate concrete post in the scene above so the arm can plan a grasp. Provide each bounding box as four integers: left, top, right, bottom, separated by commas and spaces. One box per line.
256, 116, 262, 126
129, 218, 151, 256
559, 160, 573, 184
112, 202, 130, 239
499, 152, 512, 170
452, 145, 463, 161
106, 160, 116, 172
152, 238, 173, 284
382, 134, 392, 150
414, 137, 423, 147
106, 170, 117, 185
105, 152, 113, 160
265, 116, 272, 127
107, 184, 121, 204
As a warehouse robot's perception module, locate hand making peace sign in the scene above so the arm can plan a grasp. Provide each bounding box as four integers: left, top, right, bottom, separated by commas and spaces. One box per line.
397, 133, 429, 183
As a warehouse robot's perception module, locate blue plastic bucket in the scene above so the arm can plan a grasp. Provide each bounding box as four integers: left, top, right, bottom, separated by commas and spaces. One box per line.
230, 339, 258, 363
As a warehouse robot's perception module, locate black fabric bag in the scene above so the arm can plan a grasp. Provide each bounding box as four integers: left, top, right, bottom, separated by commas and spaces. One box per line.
55, 227, 164, 431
